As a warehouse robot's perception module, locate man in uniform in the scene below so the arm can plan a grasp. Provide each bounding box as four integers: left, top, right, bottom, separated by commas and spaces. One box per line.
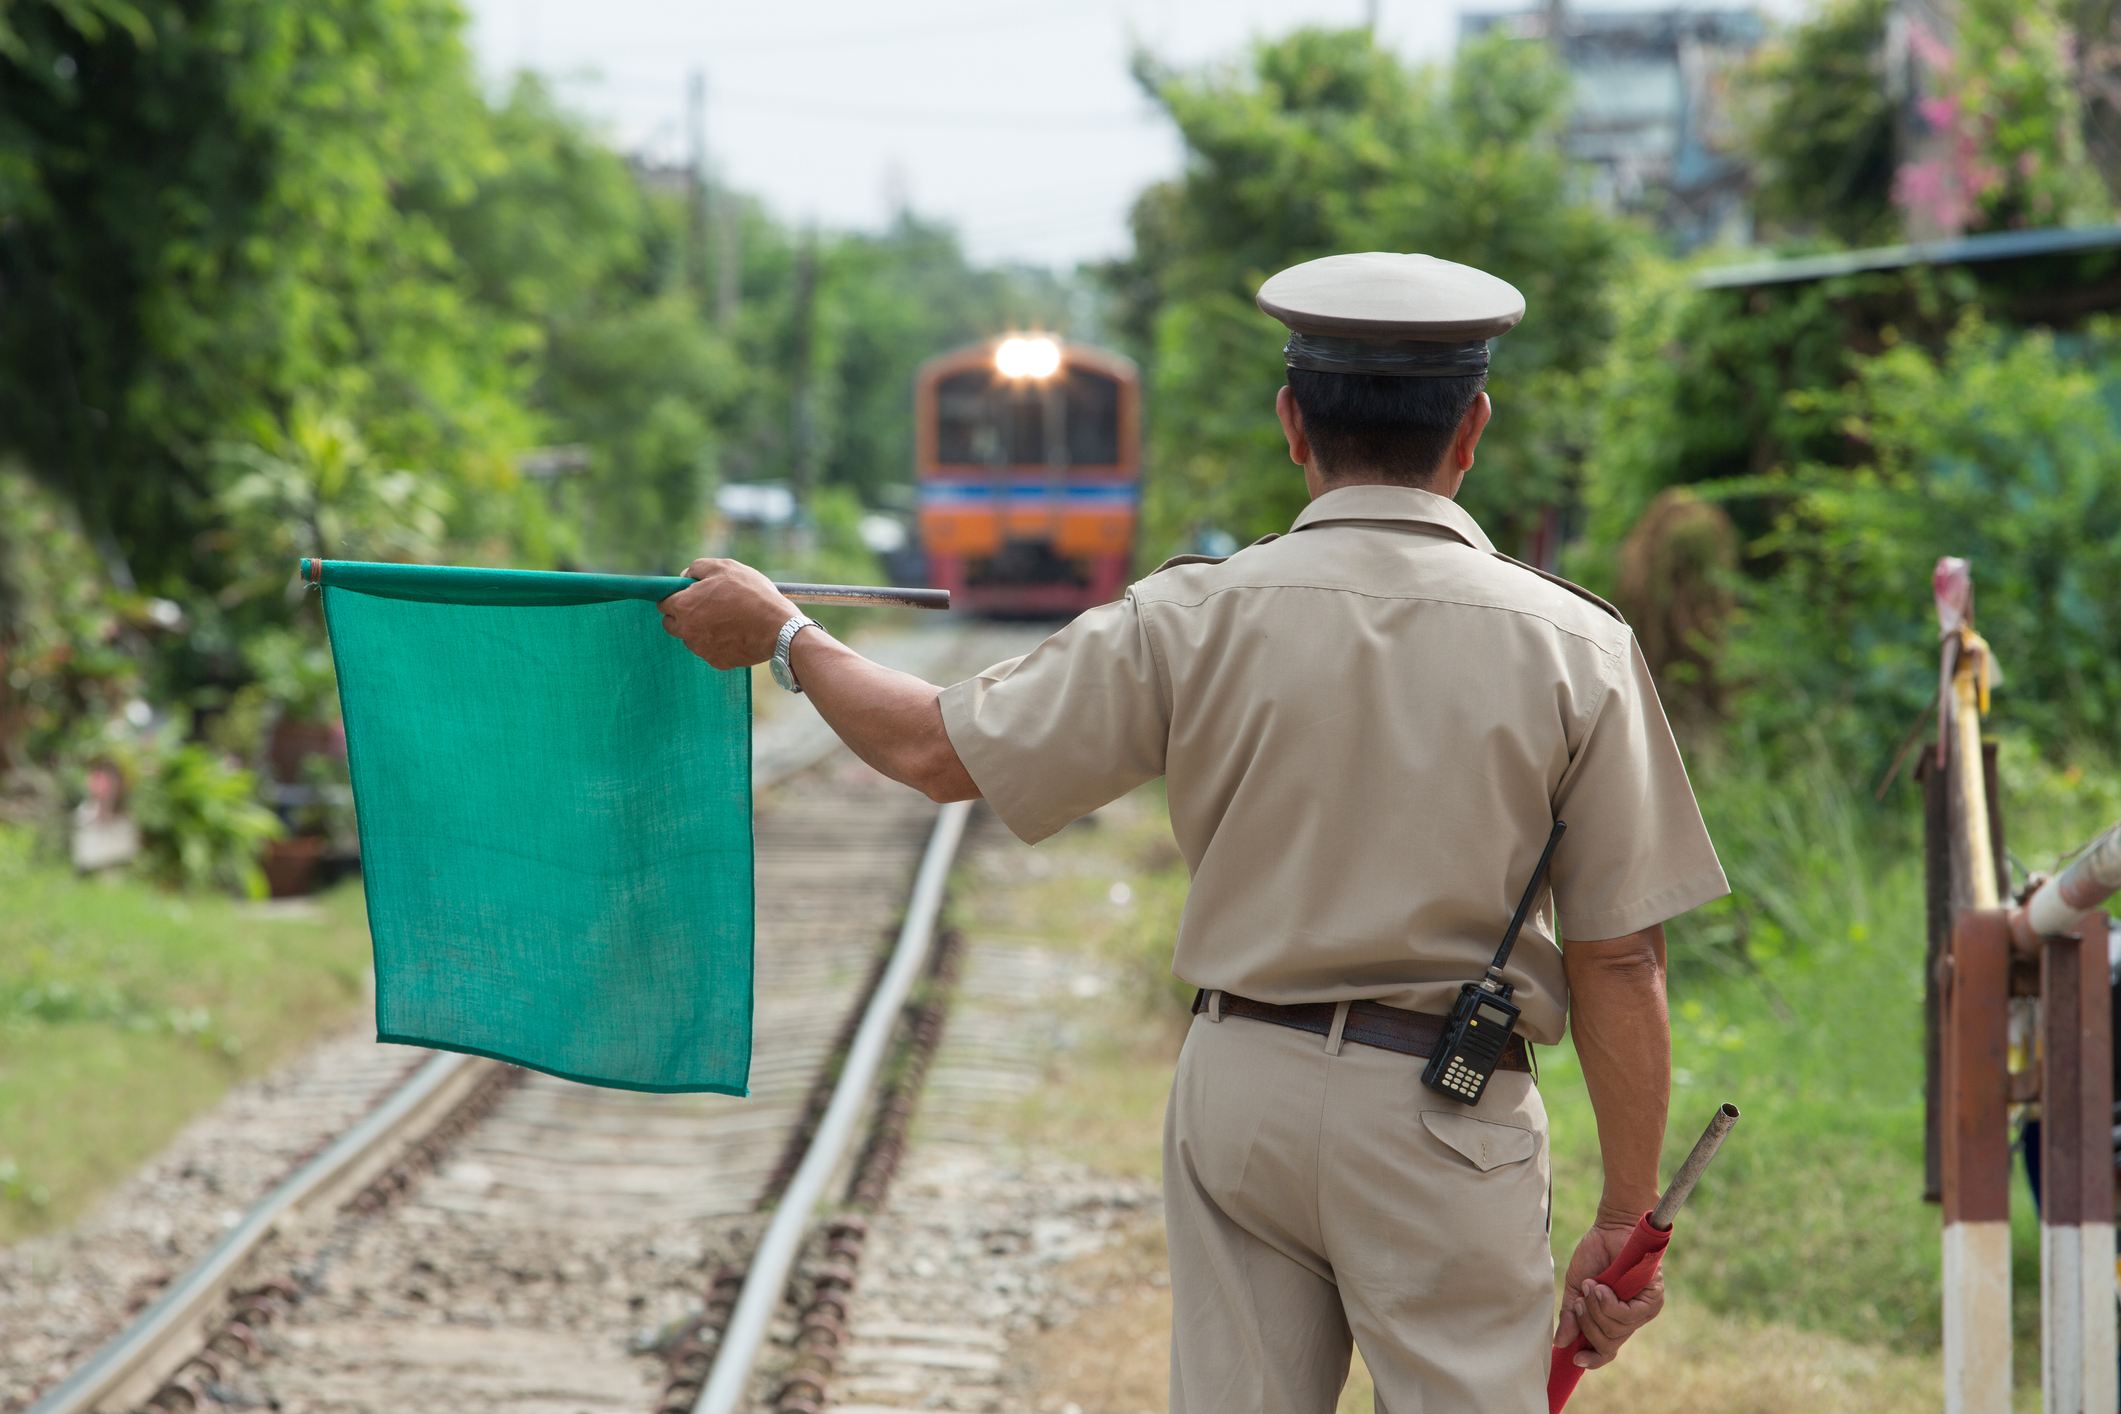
659, 251, 1728, 1413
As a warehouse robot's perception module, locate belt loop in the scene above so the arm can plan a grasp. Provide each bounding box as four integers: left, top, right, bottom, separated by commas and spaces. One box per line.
1207, 990, 1224, 1023
1324, 1000, 1352, 1055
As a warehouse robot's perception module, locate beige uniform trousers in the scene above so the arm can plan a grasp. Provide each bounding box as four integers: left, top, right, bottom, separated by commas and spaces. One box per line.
1165, 1006, 1554, 1414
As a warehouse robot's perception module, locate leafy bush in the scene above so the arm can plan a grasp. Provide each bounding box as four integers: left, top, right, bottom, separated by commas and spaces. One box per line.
1712, 317, 2121, 763
116, 728, 284, 897
213, 407, 454, 607
0, 463, 136, 773
1741, 0, 1900, 245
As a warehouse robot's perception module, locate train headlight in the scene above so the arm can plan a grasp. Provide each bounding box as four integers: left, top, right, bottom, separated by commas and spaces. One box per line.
996, 336, 1061, 380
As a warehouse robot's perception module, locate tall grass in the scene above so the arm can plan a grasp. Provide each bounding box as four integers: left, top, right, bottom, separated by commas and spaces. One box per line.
1546, 731, 2121, 1357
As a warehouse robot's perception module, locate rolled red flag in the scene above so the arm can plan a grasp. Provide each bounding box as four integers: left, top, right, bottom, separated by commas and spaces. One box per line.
1546, 1103, 1738, 1413
1546, 1212, 1671, 1411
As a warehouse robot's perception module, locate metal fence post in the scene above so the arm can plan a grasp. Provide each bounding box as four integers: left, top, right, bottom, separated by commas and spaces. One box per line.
2040, 913, 2117, 1414
1944, 907, 2015, 1414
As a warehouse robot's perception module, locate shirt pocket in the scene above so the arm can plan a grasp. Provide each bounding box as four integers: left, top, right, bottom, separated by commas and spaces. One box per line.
1420, 1111, 1538, 1172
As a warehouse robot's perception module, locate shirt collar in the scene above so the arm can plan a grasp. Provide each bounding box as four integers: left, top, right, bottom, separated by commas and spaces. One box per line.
1288, 483, 1495, 554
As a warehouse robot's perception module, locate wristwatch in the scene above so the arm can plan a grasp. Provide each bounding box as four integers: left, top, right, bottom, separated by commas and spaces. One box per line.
769, 614, 822, 693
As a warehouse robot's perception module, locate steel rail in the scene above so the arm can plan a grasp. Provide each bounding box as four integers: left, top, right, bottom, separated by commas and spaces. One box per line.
27, 1051, 486, 1414
691, 798, 974, 1414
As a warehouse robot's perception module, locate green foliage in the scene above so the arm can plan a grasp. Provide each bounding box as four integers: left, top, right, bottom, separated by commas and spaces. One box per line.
116, 724, 283, 895
212, 406, 453, 601
711, 214, 1070, 512
1572, 258, 1985, 574
1714, 319, 2121, 762
1548, 746, 1932, 1351
1744, 0, 2113, 243
0, 0, 550, 596
1743, 0, 1899, 245
1897, 0, 2112, 234
1111, 27, 1628, 559
1546, 737, 2121, 1355
0, 463, 136, 770
432, 77, 733, 574
238, 626, 337, 721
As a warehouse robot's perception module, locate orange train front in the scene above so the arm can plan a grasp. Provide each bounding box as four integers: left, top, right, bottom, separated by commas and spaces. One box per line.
914, 336, 1141, 615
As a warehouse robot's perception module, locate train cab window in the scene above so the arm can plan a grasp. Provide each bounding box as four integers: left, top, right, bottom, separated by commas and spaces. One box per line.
1064, 369, 1121, 465
932, 364, 1126, 467
935, 371, 996, 466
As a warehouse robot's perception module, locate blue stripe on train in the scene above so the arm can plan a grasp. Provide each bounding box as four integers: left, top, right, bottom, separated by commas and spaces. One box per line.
918, 481, 1139, 508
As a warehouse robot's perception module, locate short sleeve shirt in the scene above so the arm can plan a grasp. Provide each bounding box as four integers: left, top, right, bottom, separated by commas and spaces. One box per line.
937, 484, 1727, 1045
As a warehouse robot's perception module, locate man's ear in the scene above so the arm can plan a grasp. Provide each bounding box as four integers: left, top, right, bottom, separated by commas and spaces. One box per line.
1453, 392, 1492, 472
1276, 385, 1310, 467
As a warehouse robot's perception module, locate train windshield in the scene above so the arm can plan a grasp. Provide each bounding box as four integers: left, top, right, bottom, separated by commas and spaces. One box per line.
934, 366, 1123, 467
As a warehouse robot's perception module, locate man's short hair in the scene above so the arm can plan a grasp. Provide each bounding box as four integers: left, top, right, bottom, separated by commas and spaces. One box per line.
1287, 368, 1487, 485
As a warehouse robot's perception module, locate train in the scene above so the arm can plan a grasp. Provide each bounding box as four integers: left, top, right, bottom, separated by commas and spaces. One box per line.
913, 335, 1141, 615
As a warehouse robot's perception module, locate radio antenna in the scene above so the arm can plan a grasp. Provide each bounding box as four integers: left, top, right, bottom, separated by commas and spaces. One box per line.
1486, 819, 1566, 987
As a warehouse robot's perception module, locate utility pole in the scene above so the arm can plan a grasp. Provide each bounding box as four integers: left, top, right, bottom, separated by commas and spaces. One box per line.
716, 195, 741, 327
1544, 0, 1566, 47
686, 70, 706, 304
788, 229, 818, 506
1364, 0, 1378, 32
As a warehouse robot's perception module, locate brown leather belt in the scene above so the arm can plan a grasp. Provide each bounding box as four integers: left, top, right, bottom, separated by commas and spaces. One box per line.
1192, 990, 1533, 1072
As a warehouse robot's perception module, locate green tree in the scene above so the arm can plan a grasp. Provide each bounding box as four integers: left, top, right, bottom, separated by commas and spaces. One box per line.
429, 77, 736, 574
1743, 0, 1900, 246
1721, 318, 2121, 760
709, 212, 1070, 515
1108, 27, 1628, 560
0, 0, 549, 596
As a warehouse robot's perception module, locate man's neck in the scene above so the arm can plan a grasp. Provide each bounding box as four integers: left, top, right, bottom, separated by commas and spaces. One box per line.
1312, 471, 1455, 500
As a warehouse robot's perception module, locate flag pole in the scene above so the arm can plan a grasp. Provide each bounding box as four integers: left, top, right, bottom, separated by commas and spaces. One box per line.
299, 559, 950, 610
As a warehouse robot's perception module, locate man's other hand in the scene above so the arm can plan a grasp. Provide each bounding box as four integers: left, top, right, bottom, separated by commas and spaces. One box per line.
658, 559, 798, 669
1552, 1221, 1664, 1369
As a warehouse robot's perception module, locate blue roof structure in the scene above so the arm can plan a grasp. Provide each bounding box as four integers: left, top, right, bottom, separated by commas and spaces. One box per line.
1695, 225, 2121, 289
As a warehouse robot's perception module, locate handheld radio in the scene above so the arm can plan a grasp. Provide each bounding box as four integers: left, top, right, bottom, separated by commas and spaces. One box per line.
1421, 819, 1566, 1105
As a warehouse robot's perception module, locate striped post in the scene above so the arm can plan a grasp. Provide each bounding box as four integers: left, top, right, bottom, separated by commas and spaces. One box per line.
2039, 915, 2117, 1414
1943, 907, 2014, 1414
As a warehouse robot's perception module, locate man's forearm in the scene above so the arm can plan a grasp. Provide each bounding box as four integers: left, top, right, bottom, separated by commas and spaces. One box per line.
1564, 925, 1671, 1225
789, 630, 979, 803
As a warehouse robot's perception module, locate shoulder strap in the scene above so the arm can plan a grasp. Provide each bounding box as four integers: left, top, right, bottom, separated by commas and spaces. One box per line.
1148, 532, 1282, 577
1490, 553, 1627, 624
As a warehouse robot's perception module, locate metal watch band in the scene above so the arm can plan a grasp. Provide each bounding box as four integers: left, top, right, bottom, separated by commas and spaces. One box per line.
771, 615, 821, 693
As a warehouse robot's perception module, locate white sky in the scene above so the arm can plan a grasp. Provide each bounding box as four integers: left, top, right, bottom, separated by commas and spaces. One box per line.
460, 0, 1812, 271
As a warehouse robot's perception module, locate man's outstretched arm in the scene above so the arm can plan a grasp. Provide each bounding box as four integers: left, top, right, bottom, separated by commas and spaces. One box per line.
657, 559, 979, 803
1553, 923, 1671, 1368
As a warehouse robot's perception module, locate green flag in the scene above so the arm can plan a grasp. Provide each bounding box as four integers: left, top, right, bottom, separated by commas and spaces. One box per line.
312, 559, 752, 1094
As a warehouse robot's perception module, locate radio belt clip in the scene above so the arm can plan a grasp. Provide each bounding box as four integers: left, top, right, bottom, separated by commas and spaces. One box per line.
1421, 818, 1566, 1106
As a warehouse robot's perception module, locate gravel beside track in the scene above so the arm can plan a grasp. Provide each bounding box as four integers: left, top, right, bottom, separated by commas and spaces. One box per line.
0, 1030, 428, 1410
797, 823, 1162, 1414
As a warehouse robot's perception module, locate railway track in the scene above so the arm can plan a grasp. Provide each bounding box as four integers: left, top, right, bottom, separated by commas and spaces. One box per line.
18, 622, 1048, 1414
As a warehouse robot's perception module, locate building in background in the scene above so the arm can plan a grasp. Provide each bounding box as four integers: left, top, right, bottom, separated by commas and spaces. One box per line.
1461, 7, 1766, 251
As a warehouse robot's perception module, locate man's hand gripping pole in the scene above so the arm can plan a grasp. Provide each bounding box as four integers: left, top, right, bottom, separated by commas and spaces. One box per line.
1547, 1102, 1740, 1413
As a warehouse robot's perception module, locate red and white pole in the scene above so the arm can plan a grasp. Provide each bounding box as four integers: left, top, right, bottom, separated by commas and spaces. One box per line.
2034, 912, 2115, 1414
1943, 909, 2014, 1414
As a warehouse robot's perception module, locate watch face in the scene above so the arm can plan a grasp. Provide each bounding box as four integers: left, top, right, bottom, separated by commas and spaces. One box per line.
770, 654, 797, 691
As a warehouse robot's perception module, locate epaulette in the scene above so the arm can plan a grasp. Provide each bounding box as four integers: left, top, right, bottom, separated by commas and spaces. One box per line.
1148, 532, 1281, 576
1491, 553, 1627, 624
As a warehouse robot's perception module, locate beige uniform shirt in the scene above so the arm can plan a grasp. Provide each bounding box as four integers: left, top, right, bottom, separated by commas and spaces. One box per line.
938, 483, 1727, 1045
